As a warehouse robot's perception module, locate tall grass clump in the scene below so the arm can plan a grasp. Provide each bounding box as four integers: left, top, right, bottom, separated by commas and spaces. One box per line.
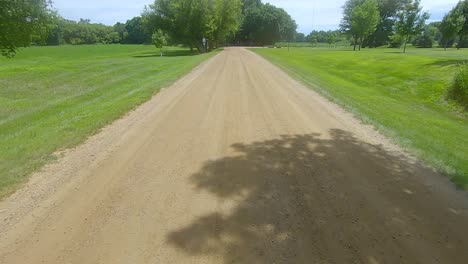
448, 65, 468, 110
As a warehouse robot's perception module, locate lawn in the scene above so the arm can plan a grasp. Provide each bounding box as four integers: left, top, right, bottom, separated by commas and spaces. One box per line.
0, 45, 215, 197
253, 47, 468, 189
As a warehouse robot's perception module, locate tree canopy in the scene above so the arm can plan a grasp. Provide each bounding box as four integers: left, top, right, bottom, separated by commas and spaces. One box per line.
143, 0, 242, 52
439, 9, 465, 50
394, 0, 429, 52
366, 0, 411, 47
143, 0, 296, 50
43, 16, 152, 46
341, 0, 380, 50
152, 29, 168, 56
235, 1, 297, 45
0, 0, 53, 57
438, 0, 468, 49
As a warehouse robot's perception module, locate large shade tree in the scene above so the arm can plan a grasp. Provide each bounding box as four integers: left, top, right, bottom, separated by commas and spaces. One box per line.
144, 0, 242, 52
125, 16, 151, 44
451, 0, 468, 48
394, 0, 429, 53
366, 0, 411, 47
236, 2, 297, 45
206, 0, 243, 48
341, 0, 380, 51
0, 0, 53, 57
439, 8, 465, 50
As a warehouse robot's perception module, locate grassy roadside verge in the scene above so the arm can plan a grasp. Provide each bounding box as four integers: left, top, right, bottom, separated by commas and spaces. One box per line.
252, 47, 468, 189
0, 45, 216, 197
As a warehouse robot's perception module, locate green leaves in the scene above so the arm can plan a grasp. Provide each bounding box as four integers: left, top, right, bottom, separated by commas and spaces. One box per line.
145, 0, 242, 51
394, 0, 429, 52
0, 0, 53, 57
238, 2, 297, 45
341, 0, 380, 50
439, 0, 468, 49
152, 29, 167, 49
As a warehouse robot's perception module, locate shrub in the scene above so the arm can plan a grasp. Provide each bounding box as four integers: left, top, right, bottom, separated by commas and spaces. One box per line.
389, 34, 404, 48
412, 35, 433, 48
439, 38, 455, 49
457, 37, 468, 49
448, 65, 468, 109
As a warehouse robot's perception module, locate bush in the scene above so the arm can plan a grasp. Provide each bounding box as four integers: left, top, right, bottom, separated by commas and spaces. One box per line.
412, 35, 433, 48
448, 65, 468, 109
457, 37, 468, 49
439, 38, 455, 49
389, 34, 404, 48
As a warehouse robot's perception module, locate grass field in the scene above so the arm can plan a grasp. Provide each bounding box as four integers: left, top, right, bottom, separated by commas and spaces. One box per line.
274, 42, 350, 48
0, 45, 215, 197
253, 47, 468, 189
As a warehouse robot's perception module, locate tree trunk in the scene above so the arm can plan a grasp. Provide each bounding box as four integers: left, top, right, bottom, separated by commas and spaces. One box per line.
359, 37, 363, 51
445, 39, 448, 51
353, 38, 357, 51
403, 35, 409, 53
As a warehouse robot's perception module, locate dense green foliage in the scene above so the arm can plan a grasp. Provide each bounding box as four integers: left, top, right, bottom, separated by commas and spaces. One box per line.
448, 66, 468, 109
123, 17, 152, 44
305, 30, 346, 46
341, 0, 380, 50
143, 0, 243, 51
439, 0, 468, 49
339, 0, 431, 51
47, 19, 118, 45
0, 0, 52, 56
0, 45, 216, 197
45, 17, 152, 46
334, 0, 465, 49
234, 0, 297, 45
365, 0, 409, 47
143, 0, 296, 48
409, 23, 440, 48
152, 29, 168, 56
411, 33, 433, 48
395, 0, 429, 52
254, 47, 468, 188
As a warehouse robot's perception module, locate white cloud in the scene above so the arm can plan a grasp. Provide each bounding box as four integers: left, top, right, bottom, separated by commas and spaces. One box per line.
52, 0, 460, 32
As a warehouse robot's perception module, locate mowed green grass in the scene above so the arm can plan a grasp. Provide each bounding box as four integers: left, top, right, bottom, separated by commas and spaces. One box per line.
253, 47, 468, 188
0, 45, 215, 197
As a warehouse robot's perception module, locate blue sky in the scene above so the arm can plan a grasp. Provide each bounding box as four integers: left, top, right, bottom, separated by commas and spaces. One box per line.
53, 0, 460, 33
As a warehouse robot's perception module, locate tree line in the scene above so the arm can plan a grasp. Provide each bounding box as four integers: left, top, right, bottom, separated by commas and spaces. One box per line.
1, 0, 297, 56
337, 0, 468, 52
233, 0, 297, 46
3, 0, 467, 57
439, 1, 468, 50
41, 17, 152, 46
1, 0, 51, 57
142, 0, 297, 51
339, 0, 429, 52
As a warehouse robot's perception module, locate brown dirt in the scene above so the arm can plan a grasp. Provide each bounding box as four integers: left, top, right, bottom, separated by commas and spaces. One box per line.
0, 48, 467, 264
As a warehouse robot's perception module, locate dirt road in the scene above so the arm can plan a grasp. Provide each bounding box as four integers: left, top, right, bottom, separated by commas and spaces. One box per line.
1, 48, 467, 263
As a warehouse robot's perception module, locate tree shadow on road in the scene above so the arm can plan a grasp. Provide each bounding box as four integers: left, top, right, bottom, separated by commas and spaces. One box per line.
166, 129, 467, 263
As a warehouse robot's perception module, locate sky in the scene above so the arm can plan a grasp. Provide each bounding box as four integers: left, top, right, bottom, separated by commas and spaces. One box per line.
53, 0, 460, 34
